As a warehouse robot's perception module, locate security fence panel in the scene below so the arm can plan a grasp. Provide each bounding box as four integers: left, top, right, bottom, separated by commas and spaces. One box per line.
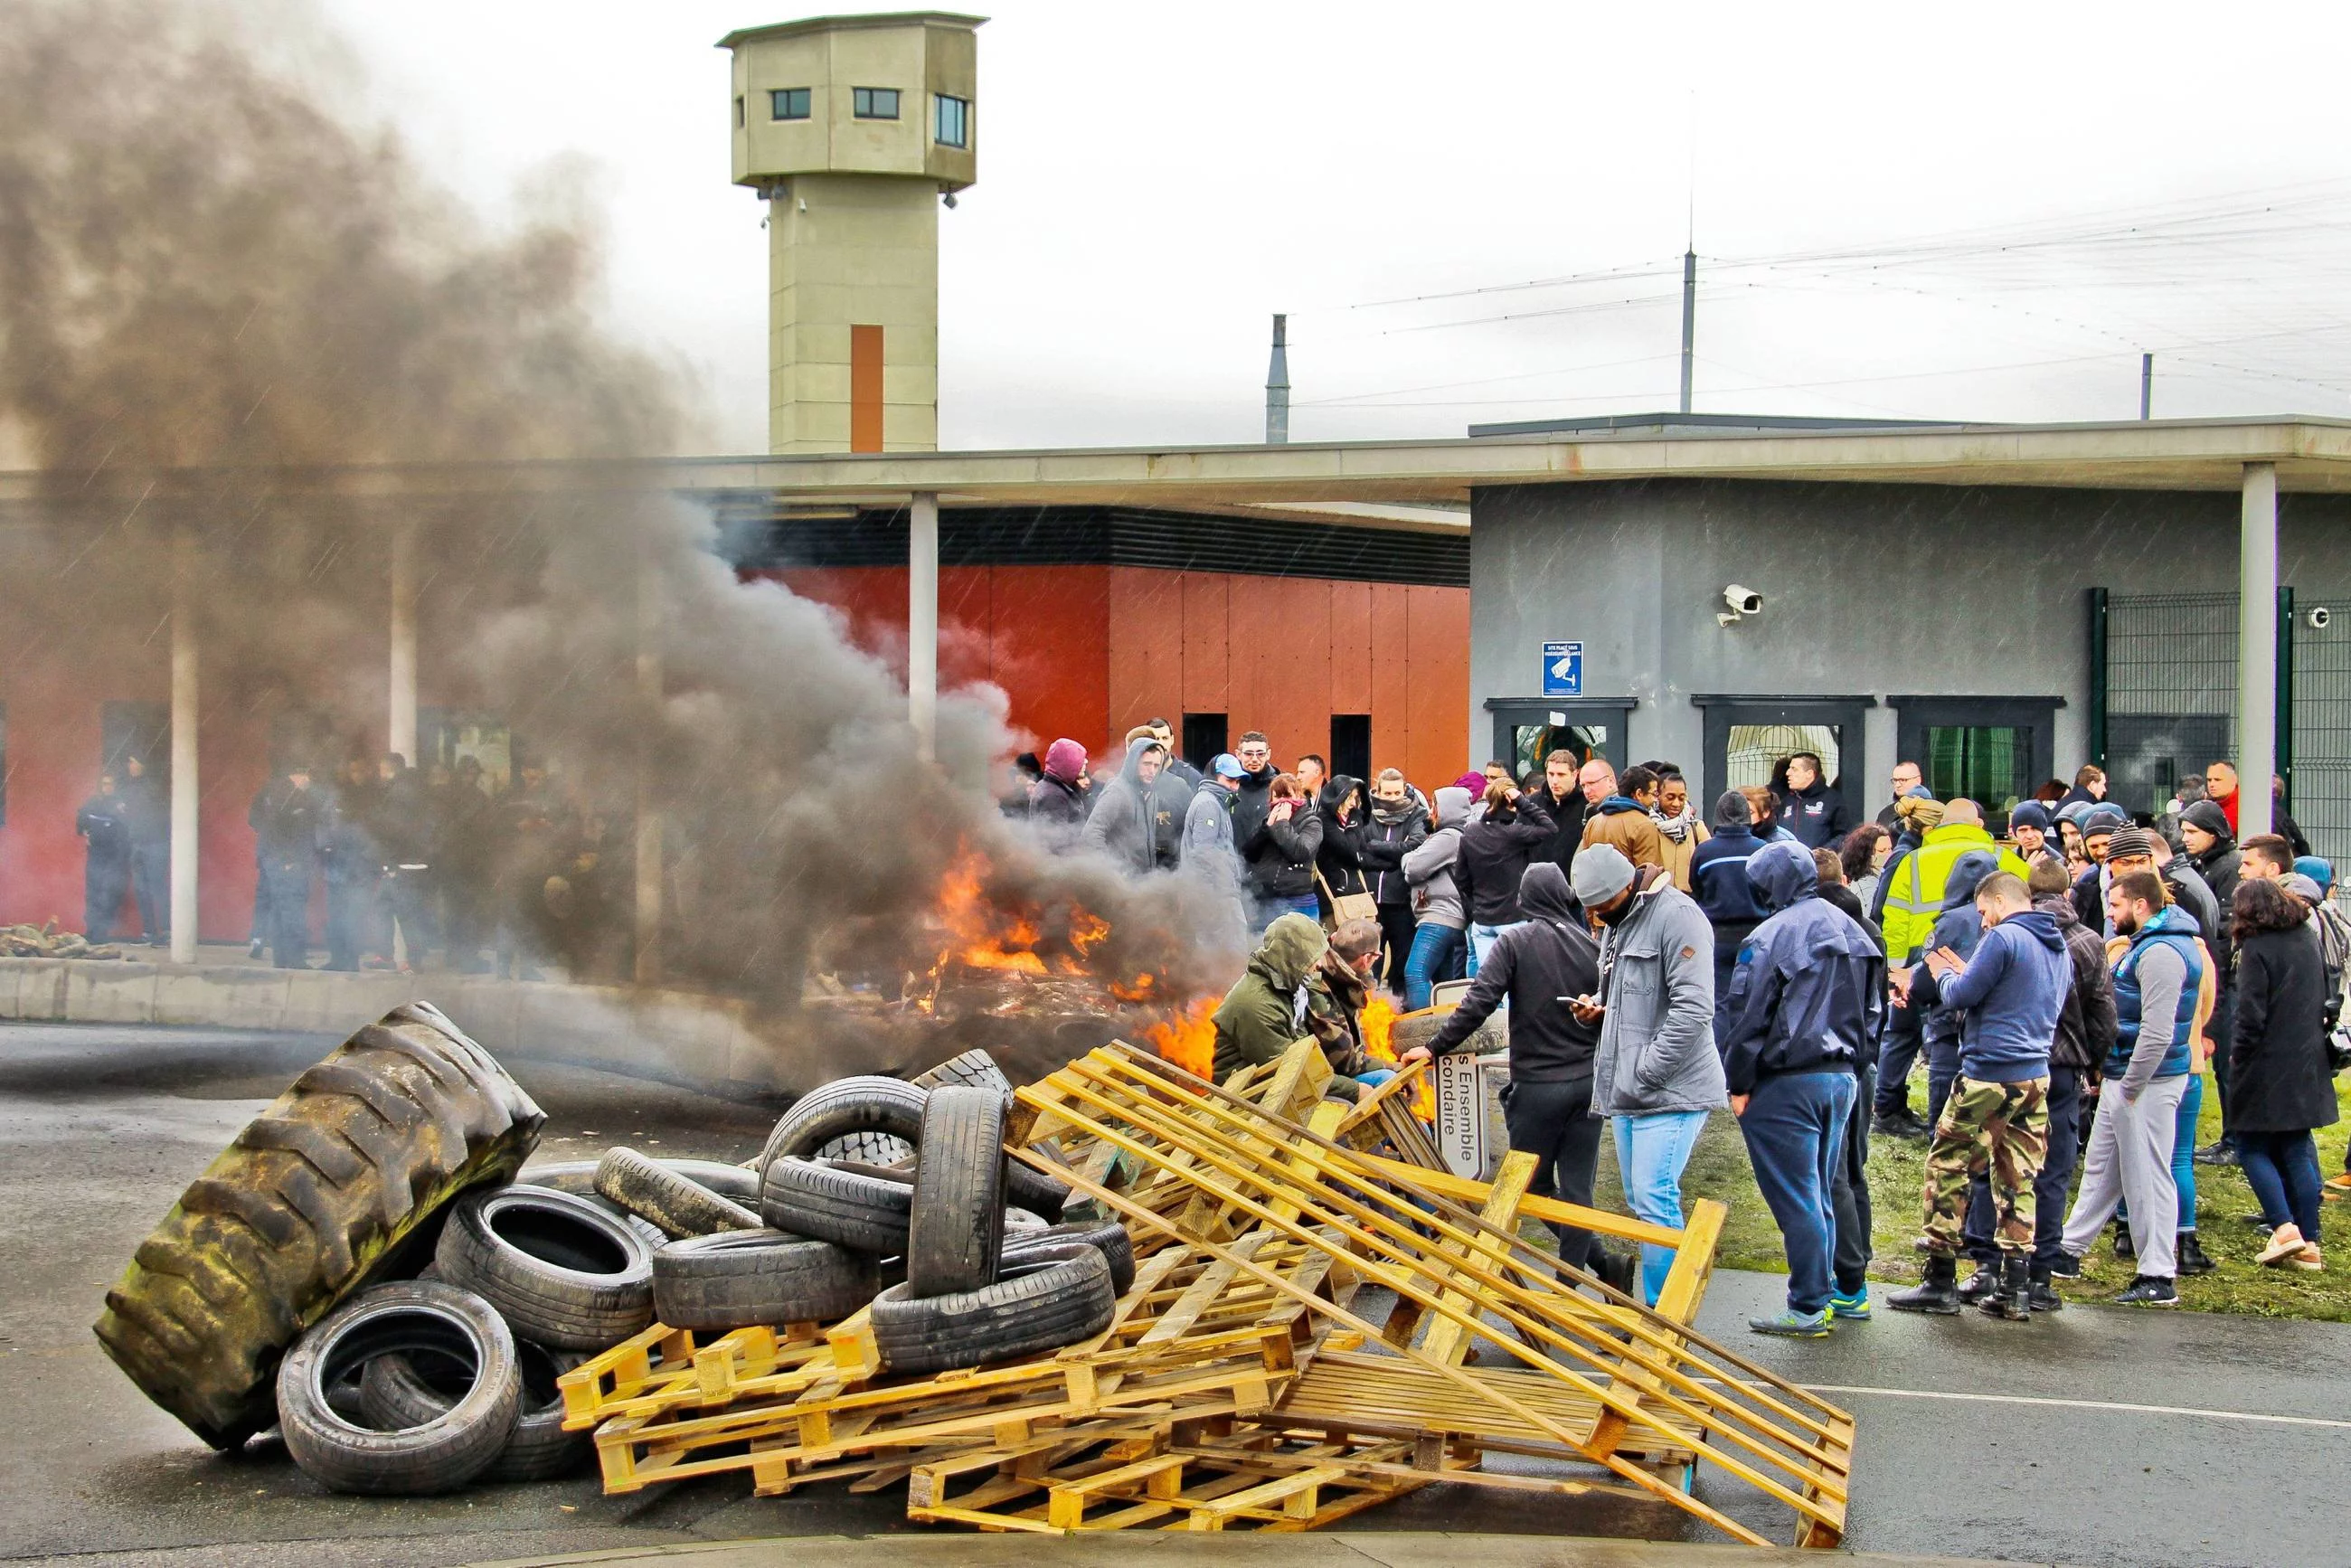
2105, 593, 2236, 819
2293, 590, 2351, 870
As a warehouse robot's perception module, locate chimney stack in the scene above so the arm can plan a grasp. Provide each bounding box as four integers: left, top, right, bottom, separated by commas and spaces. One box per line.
1264, 313, 1289, 444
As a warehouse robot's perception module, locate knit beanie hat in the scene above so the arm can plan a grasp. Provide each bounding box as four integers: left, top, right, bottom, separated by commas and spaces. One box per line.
2009, 801, 2052, 833
2295, 855, 2334, 893
2105, 827, 2158, 861
1571, 843, 1637, 907
2080, 804, 2129, 840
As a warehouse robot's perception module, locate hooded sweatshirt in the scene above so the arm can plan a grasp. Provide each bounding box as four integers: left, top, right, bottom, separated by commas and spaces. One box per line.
1915, 848, 1999, 1052
1314, 775, 1371, 899
1690, 792, 1769, 932
1211, 912, 1329, 1078
1425, 861, 1601, 1082
1909, 903, 2069, 1082
1717, 841, 1884, 1094
1402, 787, 1472, 930
1080, 737, 1166, 875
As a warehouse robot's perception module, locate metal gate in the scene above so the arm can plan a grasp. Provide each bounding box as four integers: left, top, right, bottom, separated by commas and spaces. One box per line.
2101, 589, 2351, 869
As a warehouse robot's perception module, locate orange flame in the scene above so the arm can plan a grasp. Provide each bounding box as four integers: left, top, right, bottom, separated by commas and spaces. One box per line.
1142, 997, 1218, 1079
1358, 996, 1435, 1120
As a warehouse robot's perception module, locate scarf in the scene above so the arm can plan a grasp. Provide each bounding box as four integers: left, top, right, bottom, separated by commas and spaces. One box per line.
1371, 798, 1415, 827
1652, 805, 1696, 844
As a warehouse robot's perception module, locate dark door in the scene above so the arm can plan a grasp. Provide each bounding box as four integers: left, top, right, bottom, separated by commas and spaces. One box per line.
1893, 698, 2063, 822
1330, 714, 1371, 783
1181, 713, 1228, 773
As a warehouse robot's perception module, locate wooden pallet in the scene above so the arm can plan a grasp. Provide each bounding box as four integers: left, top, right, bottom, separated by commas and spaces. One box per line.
1007, 1042, 1856, 1548
906, 1425, 1435, 1532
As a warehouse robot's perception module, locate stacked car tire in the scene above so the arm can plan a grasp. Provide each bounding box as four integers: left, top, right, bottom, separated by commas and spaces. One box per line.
224, 1044, 1127, 1496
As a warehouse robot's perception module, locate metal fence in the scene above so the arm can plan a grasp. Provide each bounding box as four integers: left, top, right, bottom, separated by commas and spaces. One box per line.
2103, 589, 2351, 870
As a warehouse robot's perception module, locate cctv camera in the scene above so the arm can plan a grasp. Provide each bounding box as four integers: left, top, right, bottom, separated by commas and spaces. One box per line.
2311, 606, 2333, 630
1723, 585, 1763, 617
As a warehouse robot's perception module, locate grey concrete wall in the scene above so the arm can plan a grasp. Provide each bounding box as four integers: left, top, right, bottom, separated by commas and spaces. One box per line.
1468, 478, 2351, 818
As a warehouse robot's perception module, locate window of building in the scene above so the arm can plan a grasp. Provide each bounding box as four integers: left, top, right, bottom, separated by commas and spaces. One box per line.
770, 87, 811, 121
934, 93, 968, 147
1330, 714, 1372, 785
1181, 713, 1228, 772
852, 86, 899, 119
733, 96, 745, 128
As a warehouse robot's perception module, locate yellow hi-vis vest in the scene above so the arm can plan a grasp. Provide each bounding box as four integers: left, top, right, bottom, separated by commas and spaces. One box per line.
1880, 824, 2031, 965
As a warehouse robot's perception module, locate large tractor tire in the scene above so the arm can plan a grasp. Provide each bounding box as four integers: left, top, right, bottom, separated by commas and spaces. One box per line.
93, 1002, 544, 1449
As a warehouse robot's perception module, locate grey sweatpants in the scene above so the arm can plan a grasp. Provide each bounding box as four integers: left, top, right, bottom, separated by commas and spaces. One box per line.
2061, 1074, 2188, 1280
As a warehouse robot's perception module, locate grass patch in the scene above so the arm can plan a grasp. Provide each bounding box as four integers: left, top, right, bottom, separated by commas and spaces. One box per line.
1580, 1070, 2351, 1321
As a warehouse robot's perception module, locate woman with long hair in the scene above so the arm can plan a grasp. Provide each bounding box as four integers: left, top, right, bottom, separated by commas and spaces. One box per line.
2229, 876, 2339, 1270
1838, 823, 1893, 912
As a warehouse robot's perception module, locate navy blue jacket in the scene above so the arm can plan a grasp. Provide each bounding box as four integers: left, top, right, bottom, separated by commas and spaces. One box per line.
1691, 825, 1769, 930
1910, 908, 2068, 1082
1718, 842, 1885, 1094
1917, 849, 1997, 1050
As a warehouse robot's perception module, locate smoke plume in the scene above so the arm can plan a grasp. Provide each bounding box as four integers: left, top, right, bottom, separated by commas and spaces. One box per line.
0, 0, 1243, 1072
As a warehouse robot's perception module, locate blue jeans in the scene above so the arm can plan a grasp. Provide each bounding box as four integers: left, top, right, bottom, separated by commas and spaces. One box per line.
1611, 1110, 1711, 1306
1468, 921, 1519, 976
1738, 1072, 1856, 1317
2239, 1129, 2323, 1239
1252, 893, 1318, 934
1402, 924, 1465, 1011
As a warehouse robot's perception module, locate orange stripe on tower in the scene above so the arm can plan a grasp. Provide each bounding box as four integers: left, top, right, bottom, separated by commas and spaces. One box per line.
849, 324, 884, 453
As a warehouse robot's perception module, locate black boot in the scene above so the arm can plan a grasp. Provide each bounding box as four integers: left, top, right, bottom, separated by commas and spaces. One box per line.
1888, 1255, 1962, 1315
2025, 1270, 2065, 1312
1957, 1261, 2001, 1304
1982, 1254, 2034, 1320
2112, 1219, 2136, 1261
2176, 1232, 2216, 1276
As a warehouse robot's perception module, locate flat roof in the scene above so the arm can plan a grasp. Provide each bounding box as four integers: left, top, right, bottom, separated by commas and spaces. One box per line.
8, 415, 2351, 527
718, 12, 985, 49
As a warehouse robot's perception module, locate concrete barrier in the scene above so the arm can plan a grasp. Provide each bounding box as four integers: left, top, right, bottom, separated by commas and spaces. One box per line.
0, 956, 786, 1100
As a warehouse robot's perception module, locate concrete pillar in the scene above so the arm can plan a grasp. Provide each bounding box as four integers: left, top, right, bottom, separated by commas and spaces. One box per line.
634, 536, 664, 987
909, 492, 939, 762
168, 520, 200, 965
389, 519, 419, 765
2240, 462, 2278, 842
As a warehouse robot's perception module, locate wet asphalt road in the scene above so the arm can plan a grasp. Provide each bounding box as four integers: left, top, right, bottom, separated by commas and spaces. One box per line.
1, 1022, 2344, 1567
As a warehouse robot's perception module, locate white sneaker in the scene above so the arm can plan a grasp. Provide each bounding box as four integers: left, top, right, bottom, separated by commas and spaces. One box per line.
2259, 1223, 2309, 1267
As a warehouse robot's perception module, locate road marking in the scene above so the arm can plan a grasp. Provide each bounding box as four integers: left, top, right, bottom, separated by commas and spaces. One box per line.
1800, 1383, 2351, 1431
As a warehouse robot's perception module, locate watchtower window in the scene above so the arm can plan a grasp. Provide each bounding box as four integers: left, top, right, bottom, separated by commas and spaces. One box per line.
852, 86, 900, 119
770, 88, 811, 121
933, 93, 968, 148
733, 96, 745, 128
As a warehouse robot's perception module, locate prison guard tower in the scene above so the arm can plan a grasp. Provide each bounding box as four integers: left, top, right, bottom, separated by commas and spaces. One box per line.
722, 12, 981, 455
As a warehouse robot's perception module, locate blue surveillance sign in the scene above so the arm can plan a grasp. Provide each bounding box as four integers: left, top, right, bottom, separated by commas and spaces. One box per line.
1541, 640, 1583, 697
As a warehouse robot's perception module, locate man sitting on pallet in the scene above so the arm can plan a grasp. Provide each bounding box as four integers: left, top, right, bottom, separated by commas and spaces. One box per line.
1213, 913, 1334, 1082
1301, 918, 1403, 1100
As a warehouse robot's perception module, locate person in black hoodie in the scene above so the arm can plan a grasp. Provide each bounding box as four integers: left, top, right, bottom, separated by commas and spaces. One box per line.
1355, 770, 1430, 998
1452, 778, 1555, 973
77, 773, 135, 942
1313, 774, 1371, 921
1401, 861, 1628, 1290
1775, 751, 1853, 849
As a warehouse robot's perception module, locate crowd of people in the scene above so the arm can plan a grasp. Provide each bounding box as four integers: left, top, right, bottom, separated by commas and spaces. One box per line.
81, 751, 622, 978
1018, 729, 2351, 1336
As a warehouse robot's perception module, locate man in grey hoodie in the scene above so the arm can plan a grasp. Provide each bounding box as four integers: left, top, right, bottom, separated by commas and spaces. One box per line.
1574, 843, 1728, 1307
1081, 736, 1168, 876
1399, 786, 1472, 1011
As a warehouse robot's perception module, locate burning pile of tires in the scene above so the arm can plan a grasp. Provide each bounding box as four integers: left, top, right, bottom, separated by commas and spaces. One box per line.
95, 1015, 1121, 1496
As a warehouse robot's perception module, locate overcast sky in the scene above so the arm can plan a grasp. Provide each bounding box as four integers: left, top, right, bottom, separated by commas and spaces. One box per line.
325, 1, 2351, 455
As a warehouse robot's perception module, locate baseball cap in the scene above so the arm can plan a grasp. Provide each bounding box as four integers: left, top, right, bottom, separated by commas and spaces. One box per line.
1210, 753, 1245, 779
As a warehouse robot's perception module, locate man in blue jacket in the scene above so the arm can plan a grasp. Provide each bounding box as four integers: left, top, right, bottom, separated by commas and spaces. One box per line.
1719, 841, 1883, 1337
1887, 871, 2068, 1319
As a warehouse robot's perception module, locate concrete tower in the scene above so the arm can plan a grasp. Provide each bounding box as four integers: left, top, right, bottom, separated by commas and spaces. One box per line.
721, 12, 981, 454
